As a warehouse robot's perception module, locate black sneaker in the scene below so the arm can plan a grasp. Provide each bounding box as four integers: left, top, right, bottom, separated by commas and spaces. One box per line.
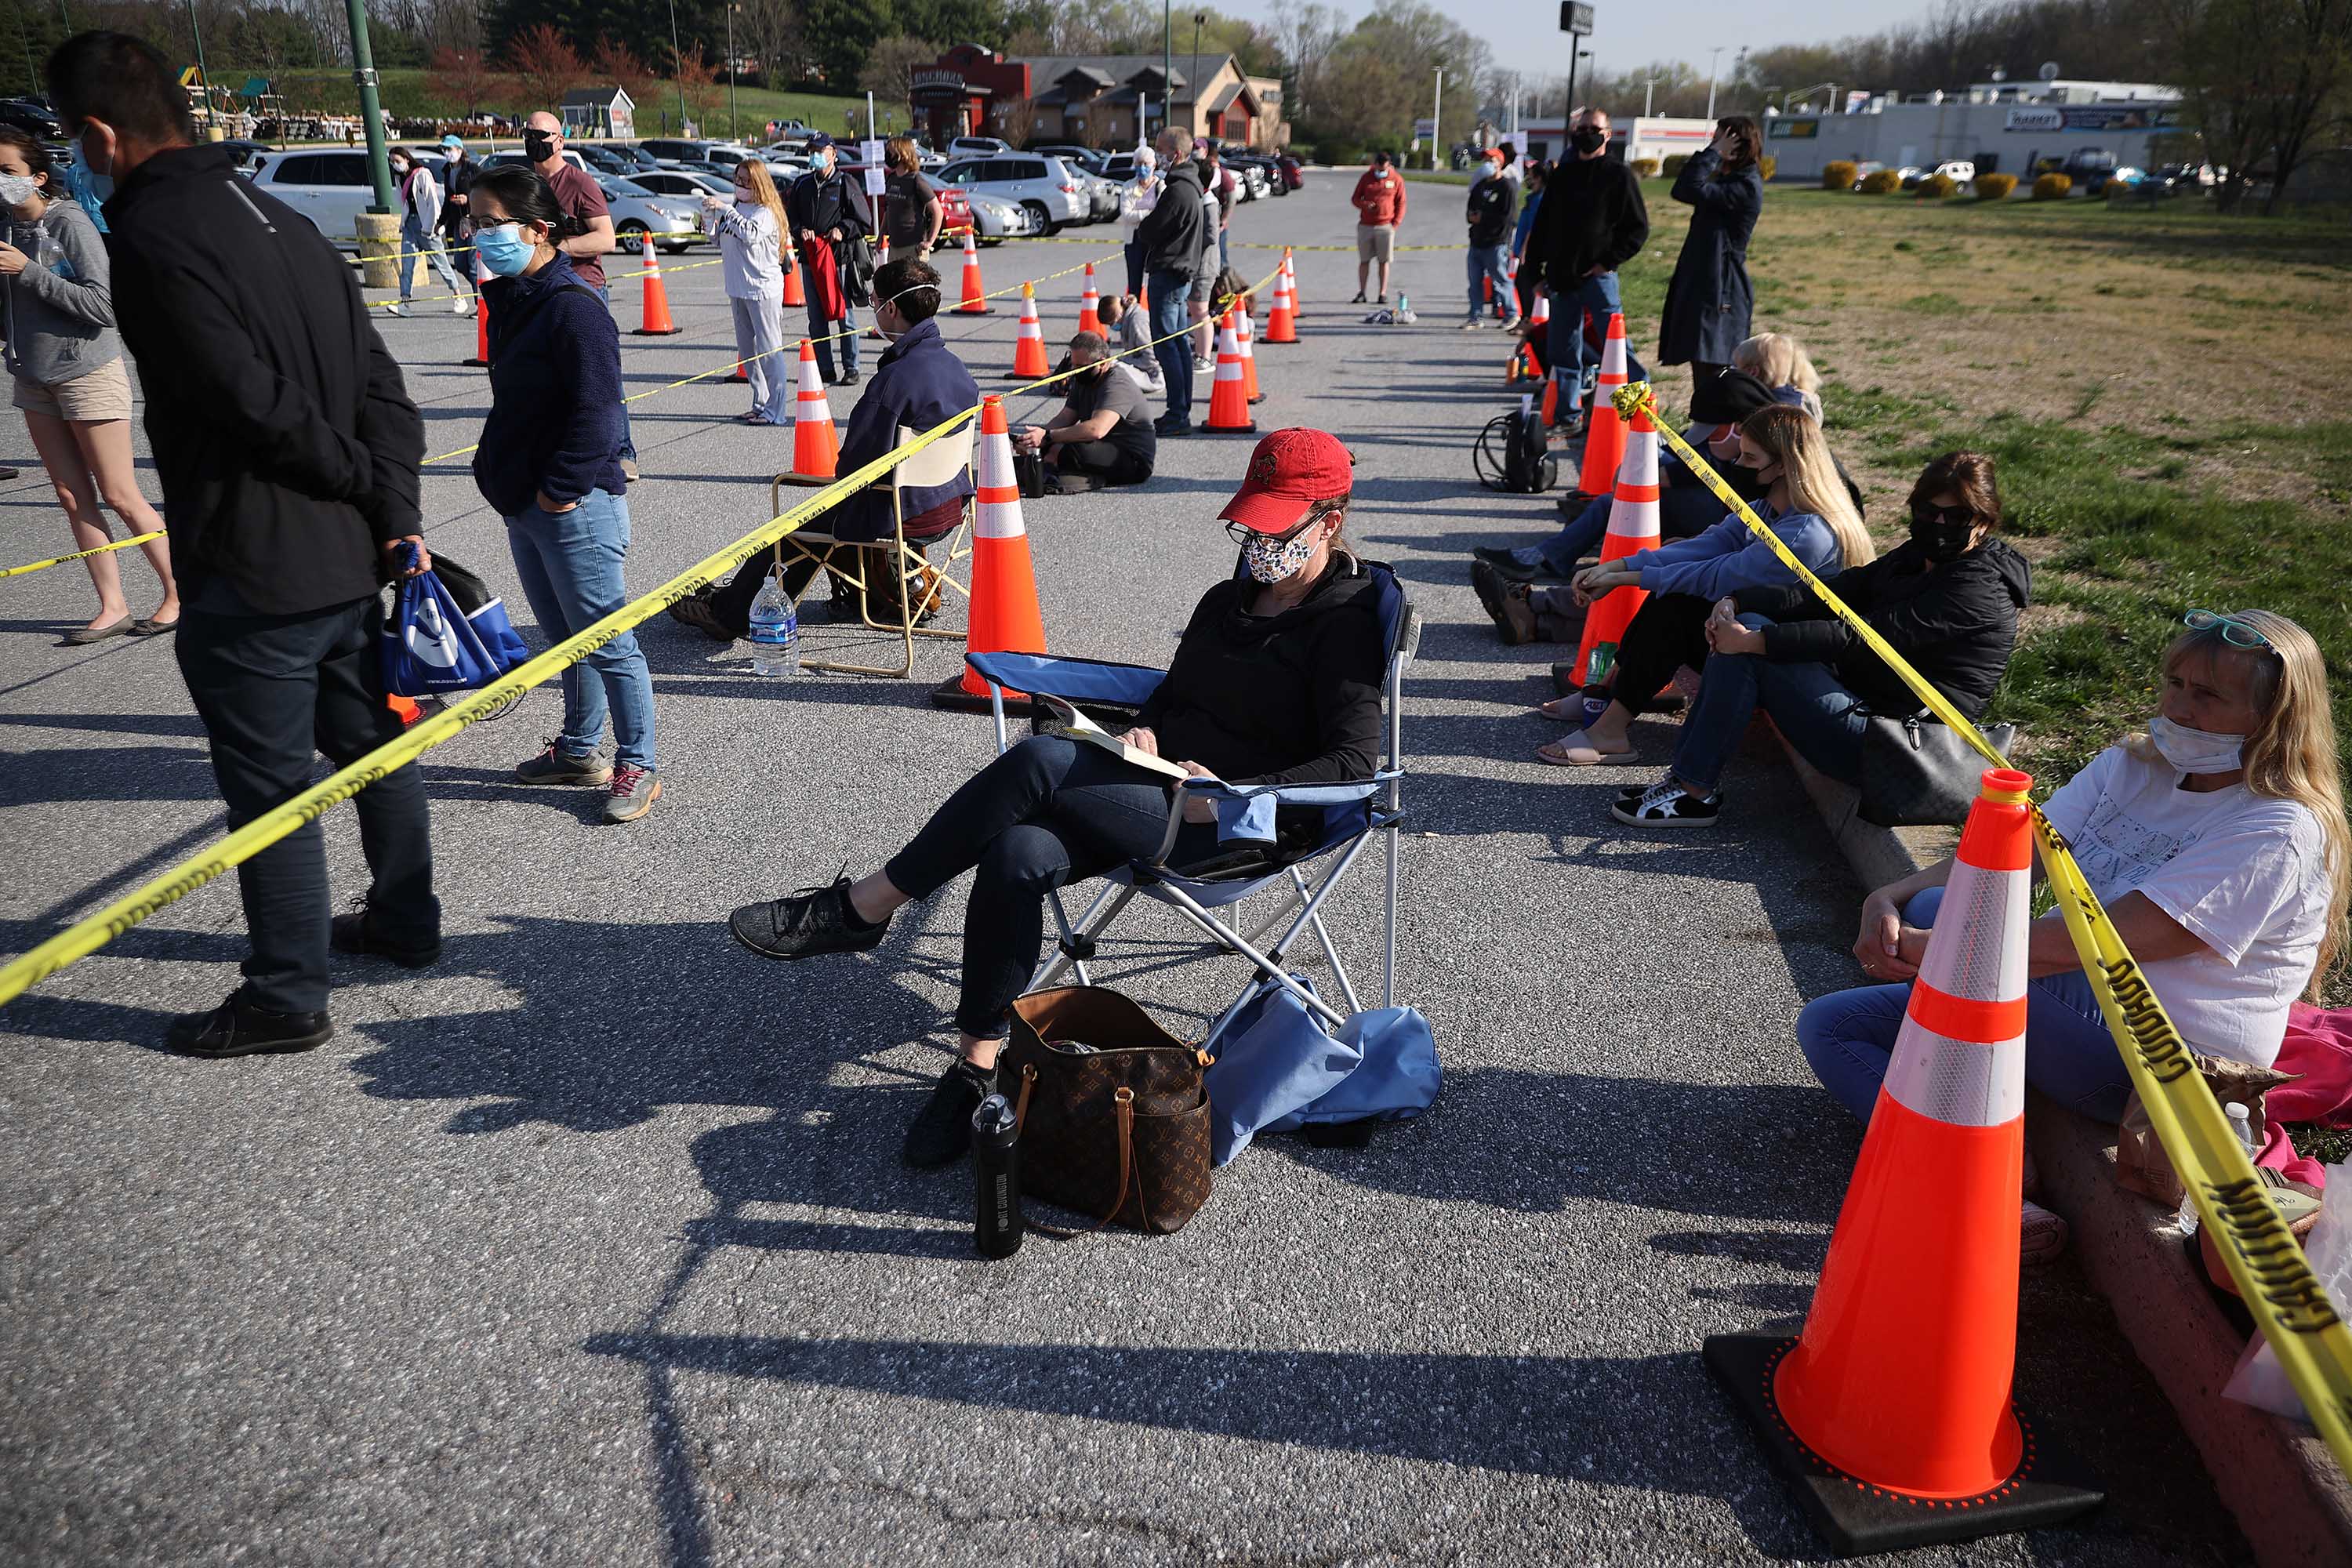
1470, 546, 1542, 583
903, 1056, 996, 1168
1152, 412, 1193, 437
1350, 290, 1366, 304
834, 369, 861, 386
729, 875, 889, 960
1611, 779, 1721, 828
166, 991, 335, 1058
1470, 561, 1536, 645
666, 587, 741, 643
331, 903, 442, 969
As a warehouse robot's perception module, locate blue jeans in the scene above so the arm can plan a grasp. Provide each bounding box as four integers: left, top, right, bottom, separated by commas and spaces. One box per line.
805, 268, 859, 380
399, 216, 459, 301
1545, 270, 1649, 411
1671, 615, 1867, 792
504, 488, 656, 770
1796, 887, 2132, 1125
1146, 266, 1194, 419
1465, 243, 1513, 320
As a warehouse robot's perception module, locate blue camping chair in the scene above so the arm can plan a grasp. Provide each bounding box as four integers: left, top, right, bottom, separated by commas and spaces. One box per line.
964, 560, 1418, 1046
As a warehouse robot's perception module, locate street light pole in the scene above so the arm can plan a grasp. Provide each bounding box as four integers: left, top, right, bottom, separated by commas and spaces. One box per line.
1642, 74, 1658, 118
1431, 67, 1442, 170
727, 3, 738, 140
183, 0, 212, 140
1704, 46, 1724, 121
1190, 13, 1203, 144
1163, 0, 1171, 140
341, 0, 394, 212
666, 0, 686, 135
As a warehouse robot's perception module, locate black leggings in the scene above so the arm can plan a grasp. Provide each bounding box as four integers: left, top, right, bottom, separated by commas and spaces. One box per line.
1608, 590, 1715, 716
884, 735, 1211, 1037
1054, 438, 1153, 485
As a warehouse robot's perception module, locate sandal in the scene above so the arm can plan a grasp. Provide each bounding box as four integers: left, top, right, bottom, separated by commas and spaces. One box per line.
1534, 695, 1588, 721
739, 412, 777, 426
1536, 731, 1632, 768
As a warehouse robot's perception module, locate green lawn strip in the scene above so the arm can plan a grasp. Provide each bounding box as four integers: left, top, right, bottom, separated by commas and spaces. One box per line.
267, 68, 869, 139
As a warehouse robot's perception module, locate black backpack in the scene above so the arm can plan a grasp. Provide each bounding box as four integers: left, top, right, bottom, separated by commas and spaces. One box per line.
1475, 398, 1557, 494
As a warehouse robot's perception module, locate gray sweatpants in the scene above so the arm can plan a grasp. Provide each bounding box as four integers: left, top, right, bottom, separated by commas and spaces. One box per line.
731, 293, 789, 423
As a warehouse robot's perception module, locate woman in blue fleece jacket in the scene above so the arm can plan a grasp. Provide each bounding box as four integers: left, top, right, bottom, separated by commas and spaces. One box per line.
470, 166, 661, 825
1537, 404, 1872, 764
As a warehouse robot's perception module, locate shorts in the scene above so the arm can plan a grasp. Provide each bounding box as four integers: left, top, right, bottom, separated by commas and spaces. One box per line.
1189, 270, 1214, 304
13, 357, 133, 421
1357, 224, 1396, 263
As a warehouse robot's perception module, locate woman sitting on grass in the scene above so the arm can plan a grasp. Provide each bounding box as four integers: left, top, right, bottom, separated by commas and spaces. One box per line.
1532, 405, 1872, 762
1610, 449, 2030, 828
1735, 331, 1823, 423
1798, 609, 2348, 1260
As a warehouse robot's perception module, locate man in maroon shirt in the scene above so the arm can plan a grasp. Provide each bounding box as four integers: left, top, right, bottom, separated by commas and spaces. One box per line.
524, 110, 633, 474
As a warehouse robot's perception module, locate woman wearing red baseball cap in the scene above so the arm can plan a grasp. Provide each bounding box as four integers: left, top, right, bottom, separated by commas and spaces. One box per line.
727, 427, 1390, 1170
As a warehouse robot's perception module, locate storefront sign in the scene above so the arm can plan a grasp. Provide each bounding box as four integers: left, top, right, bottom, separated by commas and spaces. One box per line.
1768, 118, 1820, 140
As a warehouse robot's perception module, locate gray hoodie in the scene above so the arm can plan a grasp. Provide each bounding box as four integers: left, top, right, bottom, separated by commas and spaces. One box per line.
2, 198, 119, 388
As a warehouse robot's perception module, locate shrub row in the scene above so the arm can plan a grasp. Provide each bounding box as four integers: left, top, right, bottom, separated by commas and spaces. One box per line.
1975, 172, 2018, 201
2032, 172, 2072, 200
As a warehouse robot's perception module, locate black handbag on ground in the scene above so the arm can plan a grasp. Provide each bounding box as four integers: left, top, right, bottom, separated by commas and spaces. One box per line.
1858, 710, 2019, 828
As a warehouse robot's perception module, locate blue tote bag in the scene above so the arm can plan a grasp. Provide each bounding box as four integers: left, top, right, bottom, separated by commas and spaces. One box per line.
379, 546, 529, 699
1204, 976, 1443, 1166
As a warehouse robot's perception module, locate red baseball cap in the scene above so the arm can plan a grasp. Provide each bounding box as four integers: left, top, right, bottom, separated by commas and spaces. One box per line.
1218, 427, 1355, 534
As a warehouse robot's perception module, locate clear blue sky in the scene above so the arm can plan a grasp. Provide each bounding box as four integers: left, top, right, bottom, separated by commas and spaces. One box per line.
1221, 0, 1925, 89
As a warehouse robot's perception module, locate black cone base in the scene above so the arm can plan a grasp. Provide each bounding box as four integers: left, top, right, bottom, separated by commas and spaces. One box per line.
1205, 420, 1258, 435
1704, 1334, 2103, 1558
929, 674, 1044, 717
631, 327, 683, 336
954, 305, 996, 316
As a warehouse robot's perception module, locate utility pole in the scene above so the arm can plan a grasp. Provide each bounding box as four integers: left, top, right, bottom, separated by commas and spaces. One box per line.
183, 0, 212, 140
1705, 46, 1724, 121
666, 0, 686, 136
1163, 0, 1172, 140
343, 0, 393, 212
1190, 13, 1203, 145
1643, 74, 1659, 118
1431, 66, 1442, 171
727, 3, 738, 140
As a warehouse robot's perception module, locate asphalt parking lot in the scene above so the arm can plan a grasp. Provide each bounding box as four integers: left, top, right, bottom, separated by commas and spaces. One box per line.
1, 174, 2252, 1566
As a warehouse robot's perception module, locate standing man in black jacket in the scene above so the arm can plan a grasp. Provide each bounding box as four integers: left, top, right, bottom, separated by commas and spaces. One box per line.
48, 32, 439, 1057
1461, 148, 1519, 331
1527, 107, 1649, 432
784, 133, 875, 386
1133, 128, 1207, 435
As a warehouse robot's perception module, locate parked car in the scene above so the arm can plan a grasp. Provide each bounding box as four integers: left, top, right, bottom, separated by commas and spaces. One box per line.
1100, 152, 1138, 181
637, 137, 740, 165
219, 137, 273, 172
607, 143, 667, 174
247, 147, 448, 243
1274, 153, 1304, 191
572, 143, 639, 176
627, 168, 736, 202
945, 179, 1040, 246
597, 173, 706, 252
948, 135, 1009, 158
1932, 159, 1976, 185
0, 97, 62, 140
937, 153, 1086, 232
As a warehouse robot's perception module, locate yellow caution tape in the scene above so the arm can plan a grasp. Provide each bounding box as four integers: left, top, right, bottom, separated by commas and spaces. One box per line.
1613, 379, 2352, 1471
0, 257, 1283, 1004
0, 531, 166, 579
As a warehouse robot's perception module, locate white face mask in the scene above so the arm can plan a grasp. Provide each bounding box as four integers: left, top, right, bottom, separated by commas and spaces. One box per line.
874, 282, 938, 339
2147, 715, 2248, 775
0, 173, 38, 205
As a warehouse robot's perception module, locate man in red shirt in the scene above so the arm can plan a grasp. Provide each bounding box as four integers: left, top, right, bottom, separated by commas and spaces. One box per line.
1350, 150, 1406, 305
524, 111, 633, 475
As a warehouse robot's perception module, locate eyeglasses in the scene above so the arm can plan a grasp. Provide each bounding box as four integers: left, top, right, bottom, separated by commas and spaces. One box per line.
1225, 515, 1315, 548
2183, 609, 2273, 650
1911, 503, 1976, 528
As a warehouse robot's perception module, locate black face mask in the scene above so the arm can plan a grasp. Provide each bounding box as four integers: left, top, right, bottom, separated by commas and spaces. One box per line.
523, 130, 556, 162
1570, 126, 1606, 154
1910, 517, 1976, 560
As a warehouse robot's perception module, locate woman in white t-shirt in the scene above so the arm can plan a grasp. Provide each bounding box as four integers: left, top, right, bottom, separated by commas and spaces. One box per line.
1797, 609, 2348, 1249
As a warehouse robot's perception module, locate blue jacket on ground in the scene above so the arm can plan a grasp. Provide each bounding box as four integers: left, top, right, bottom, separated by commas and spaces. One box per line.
474, 254, 626, 517
828, 314, 980, 542
1630, 507, 1841, 600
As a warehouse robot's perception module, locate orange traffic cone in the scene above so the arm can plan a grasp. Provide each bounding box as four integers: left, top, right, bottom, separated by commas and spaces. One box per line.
785, 339, 837, 481
1541, 374, 1559, 429
1203, 312, 1257, 434
463, 248, 492, 368
1007, 282, 1049, 379
781, 243, 807, 308
1576, 311, 1634, 497
1078, 262, 1102, 336
1235, 303, 1264, 405
1285, 248, 1305, 320
631, 235, 681, 336
1263, 248, 1298, 343
1707, 768, 2103, 1554
1567, 410, 1660, 691
955, 229, 992, 314
953, 397, 1050, 702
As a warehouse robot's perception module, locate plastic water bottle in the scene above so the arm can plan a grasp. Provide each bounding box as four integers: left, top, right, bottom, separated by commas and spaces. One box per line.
747, 568, 797, 677
2180, 1102, 2263, 1236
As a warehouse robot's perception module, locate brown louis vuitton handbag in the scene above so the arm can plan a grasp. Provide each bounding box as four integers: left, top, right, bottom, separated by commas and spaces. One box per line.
1004, 986, 1214, 1236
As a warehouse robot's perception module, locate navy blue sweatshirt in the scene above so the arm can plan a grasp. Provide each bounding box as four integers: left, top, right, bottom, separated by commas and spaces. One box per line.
472, 254, 626, 516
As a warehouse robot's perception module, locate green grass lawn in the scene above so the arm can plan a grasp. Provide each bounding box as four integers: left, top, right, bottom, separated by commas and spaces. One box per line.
267, 68, 876, 143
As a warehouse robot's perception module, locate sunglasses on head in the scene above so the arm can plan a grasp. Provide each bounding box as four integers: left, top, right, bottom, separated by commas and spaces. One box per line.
2183, 609, 2273, 651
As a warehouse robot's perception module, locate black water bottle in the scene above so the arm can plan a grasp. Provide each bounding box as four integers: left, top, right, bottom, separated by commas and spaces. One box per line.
972, 1092, 1023, 1259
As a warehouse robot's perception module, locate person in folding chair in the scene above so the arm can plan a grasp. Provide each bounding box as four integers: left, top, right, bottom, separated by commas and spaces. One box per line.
728, 427, 1390, 1168
670, 256, 977, 641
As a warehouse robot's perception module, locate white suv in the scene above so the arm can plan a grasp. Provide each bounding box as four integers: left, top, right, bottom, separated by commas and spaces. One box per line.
938, 154, 1086, 232
246, 148, 445, 244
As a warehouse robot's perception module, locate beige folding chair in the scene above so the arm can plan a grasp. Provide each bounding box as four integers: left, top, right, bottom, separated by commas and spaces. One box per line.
765, 420, 978, 677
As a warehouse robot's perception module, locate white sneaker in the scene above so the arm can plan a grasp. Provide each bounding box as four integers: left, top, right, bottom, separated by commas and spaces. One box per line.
2020, 1200, 2069, 1265
386, 301, 412, 317
453, 296, 474, 317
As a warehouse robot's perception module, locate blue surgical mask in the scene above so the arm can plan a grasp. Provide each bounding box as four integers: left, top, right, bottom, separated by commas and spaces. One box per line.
474, 223, 533, 277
